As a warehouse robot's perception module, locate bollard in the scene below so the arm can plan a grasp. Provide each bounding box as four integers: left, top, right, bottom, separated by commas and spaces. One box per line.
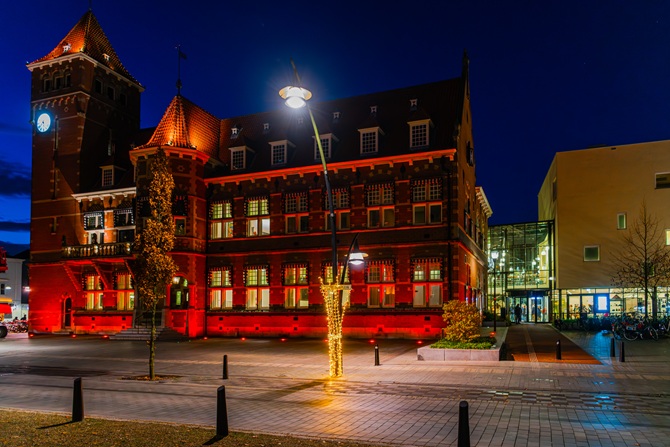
72, 377, 84, 422
374, 344, 380, 366
223, 354, 228, 380
216, 386, 229, 438
555, 339, 562, 360
458, 400, 470, 447
610, 338, 616, 357
619, 341, 625, 362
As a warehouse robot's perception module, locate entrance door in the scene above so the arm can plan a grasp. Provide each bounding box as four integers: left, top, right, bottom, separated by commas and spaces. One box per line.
63, 297, 72, 328
529, 295, 548, 323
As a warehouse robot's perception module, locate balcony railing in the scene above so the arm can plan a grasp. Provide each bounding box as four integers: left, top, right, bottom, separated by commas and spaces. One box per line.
62, 242, 133, 259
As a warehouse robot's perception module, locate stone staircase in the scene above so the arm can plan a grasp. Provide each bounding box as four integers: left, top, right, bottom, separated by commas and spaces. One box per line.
110, 326, 187, 341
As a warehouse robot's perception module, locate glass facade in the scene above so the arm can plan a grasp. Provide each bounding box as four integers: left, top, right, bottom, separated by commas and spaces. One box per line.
488, 221, 555, 323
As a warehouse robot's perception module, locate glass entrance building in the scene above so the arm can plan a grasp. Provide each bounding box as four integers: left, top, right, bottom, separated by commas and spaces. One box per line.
488, 221, 555, 323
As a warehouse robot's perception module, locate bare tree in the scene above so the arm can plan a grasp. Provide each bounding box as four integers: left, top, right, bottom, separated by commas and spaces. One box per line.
611, 201, 670, 319
133, 148, 177, 379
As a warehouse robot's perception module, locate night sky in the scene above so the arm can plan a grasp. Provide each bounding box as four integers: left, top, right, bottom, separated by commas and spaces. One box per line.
1, 1, 669, 255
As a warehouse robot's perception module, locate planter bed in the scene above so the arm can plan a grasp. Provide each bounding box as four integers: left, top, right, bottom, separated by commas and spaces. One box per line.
417, 327, 507, 362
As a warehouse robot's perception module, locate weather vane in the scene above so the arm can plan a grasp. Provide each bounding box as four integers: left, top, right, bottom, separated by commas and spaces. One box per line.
176, 45, 187, 96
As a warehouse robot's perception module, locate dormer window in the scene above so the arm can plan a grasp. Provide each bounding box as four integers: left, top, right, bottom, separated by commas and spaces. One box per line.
231, 126, 240, 138
370, 105, 377, 115
101, 167, 113, 187
332, 111, 341, 121
62, 43, 71, 53
297, 117, 304, 125
270, 140, 292, 166
230, 147, 247, 170
410, 99, 418, 110
359, 127, 381, 155
409, 119, 431, 149
103, 53, 110, 62
315, 133, 337, 161
263, 123, 270, 132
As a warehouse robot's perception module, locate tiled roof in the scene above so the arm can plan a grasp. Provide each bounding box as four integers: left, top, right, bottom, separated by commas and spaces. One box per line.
216, 78, 464, 173
139, 95, 220, 158
29, 10, 140, 86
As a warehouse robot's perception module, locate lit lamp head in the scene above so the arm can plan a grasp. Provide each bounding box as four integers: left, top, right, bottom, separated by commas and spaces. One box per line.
279, 85, 312, 109
348, 240, 368, 266
491, 251, 499, 261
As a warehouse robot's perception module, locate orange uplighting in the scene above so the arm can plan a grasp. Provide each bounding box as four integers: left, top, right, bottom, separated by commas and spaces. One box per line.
203, 336, 208, 340
490, 331, 496, 336
417, 340, 423, 345
28, 333, 34, 338
71, 334, 77, 338
280, 338, 287, 342
240, 337, 246, 341
102, 335, 109, 339
369, 339, 375, 344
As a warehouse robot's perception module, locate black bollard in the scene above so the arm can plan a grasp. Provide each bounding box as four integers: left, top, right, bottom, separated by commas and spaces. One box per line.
223, 354, 228, 380
374, 344, 380, 366
619, 341, 625, 362
610, 338, 616, 357
555, 339, 562, 360
458, 400, 470, 447
216, 386, 229, 438
72, 377, 84, 422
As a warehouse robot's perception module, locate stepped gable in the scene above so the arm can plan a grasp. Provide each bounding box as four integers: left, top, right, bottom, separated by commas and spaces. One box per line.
139, 95, 221, 159
29, 10, 140, 86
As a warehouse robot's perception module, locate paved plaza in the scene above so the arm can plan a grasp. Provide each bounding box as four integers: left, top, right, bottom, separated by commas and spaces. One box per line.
0, 325, 669, 446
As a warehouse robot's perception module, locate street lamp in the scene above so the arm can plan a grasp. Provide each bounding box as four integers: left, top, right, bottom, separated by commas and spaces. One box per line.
280, 60, 366, 378
491, 251, 499, 331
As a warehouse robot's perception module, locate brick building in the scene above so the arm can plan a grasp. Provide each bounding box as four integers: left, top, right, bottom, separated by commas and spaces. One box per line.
27, 10, 491, 338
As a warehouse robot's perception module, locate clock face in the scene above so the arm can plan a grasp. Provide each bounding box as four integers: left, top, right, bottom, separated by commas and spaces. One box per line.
36, 113, 51, 133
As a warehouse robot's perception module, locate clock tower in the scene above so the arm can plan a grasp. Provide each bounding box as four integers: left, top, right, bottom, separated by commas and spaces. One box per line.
27, 10, 143, 263
27, 10, 143, 333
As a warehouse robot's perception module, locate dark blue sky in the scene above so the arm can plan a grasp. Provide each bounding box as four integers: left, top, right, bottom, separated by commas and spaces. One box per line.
2, 1, 669, 255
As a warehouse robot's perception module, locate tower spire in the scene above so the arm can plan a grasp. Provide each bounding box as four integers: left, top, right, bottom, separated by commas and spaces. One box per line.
176, 45, 187, 96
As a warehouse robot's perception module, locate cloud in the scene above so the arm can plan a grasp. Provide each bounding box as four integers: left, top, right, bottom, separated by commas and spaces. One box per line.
0, 159, 30, 197
0, 221, 30, 232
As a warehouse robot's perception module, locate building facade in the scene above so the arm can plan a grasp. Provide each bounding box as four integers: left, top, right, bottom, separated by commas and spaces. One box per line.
26, 11, 491, 339
538, 141, 670, 319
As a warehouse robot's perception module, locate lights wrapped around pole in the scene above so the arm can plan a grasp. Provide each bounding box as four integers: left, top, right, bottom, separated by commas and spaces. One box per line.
320, 279, 346, 378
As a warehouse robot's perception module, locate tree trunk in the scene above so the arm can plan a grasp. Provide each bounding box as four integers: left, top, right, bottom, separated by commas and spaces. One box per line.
149, 305, 156, 380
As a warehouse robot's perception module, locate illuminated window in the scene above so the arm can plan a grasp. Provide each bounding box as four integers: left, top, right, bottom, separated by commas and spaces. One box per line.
245, 266, 269, 310
324, 188, 350, 231
210, 201, 233, 239
412, 258, 442, 307
86, 293, 103, 310
285, 192, 309, 234
209, 268, 233, 309
666, 229, 670, 246
284, 264, 309, 309
584, 246, 600, 262
115, 273, 134, 310
84, 212, 104, 230
411, 179, 442, 225
174, 217, 186, 235
617, 213, 627, 230
366, 183, 395, 228
323, 263, 349, 285
246, 197, 270, 237
367, 260, 395, 308
409, 120, 430, 148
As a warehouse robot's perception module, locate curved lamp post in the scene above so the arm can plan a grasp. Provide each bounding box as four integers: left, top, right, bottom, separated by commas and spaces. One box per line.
491, 251, 499, 331
280, 61, 366, 378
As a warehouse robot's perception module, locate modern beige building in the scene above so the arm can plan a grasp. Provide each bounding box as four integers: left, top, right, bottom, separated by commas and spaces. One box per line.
538, 140, 670, 319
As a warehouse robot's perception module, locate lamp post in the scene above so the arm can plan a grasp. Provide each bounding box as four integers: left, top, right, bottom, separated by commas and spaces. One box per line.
280, 61, 366, 378
491, 251, 499, 331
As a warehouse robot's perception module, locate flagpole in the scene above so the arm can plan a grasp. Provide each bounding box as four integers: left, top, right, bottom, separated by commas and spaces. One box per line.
176, 45, 186, 96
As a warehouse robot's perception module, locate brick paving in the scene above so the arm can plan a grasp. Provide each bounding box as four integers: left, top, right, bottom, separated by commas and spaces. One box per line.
0, 326, 669, 446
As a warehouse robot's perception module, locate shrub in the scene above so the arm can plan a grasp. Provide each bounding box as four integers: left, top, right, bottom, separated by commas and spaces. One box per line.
431, 336, 496, 350
441, 300, 482, 342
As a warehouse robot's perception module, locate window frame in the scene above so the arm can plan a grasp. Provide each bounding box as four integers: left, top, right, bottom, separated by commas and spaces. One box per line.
359, 128, 379, 155
408, 119, 430, 148
230, 147, 246, 170
617, 212, 627, 230
209, 268, 233, 310
583, 245, 600, 262
270, 140, 289, 166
